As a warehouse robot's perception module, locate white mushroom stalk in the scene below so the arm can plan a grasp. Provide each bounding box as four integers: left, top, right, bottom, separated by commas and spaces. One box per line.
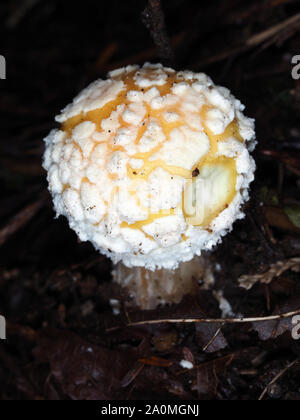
43, 63, 256, 309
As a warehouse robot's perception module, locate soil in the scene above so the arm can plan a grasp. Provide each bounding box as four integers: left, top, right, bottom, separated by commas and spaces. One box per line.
1, 0, 300, 400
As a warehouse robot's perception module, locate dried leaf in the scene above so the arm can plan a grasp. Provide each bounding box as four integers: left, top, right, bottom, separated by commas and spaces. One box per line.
253, 296, 300, 341
196, 323, 228, 353
120, 362, 144, 388
284, 205, 300, 229
192, 355, 234, 397
134, 366, 193, 399
239, 258, 300, 290
183, 347, 195, 364
151, 326, 178, 353
138, 356, 173, 367
34, 329, 149, 400
264, 206, 300, 233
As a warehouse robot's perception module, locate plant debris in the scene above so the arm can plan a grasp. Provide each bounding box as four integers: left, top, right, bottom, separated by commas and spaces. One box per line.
239, 258, 300, 290
1, 0, 300, 400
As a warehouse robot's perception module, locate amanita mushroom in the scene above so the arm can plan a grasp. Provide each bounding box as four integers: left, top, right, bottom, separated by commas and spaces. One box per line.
43, 63, 256, 309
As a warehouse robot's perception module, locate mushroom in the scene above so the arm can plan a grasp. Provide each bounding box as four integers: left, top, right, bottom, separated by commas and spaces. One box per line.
43, 63, 256, 309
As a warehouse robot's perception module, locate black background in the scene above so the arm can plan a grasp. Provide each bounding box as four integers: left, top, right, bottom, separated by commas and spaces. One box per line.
0, 0, 300, 401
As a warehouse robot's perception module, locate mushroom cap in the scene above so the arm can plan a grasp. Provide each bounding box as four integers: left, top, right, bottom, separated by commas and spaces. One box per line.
43, 63, 256, 270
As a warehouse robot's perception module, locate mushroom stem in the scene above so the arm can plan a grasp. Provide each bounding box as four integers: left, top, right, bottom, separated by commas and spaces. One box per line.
113, 255, 212, 309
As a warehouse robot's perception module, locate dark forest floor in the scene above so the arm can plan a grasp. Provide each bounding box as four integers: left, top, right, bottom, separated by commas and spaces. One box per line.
1, 0, 300, 400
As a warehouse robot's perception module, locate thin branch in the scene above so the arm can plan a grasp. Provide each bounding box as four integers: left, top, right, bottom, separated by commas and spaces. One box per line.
103, 32, 184, 73
142, 0, 175, 66
202, 326, 224, 352
6, 0, 42, 29
259, 358, 300, 400
0, 194, 46, 247
193, 13, 300, 69
246, 13, 300, 47
106, 308, 300, 332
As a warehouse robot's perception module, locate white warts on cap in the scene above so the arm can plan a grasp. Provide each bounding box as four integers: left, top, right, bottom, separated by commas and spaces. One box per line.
43, 63, 256, 271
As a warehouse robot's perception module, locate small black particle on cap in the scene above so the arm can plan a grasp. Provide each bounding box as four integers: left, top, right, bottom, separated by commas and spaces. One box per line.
192, 168, 200, 177
133, 171, 137, 175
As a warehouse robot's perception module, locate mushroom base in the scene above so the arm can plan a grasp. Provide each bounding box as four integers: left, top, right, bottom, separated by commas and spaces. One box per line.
112, 255, 212, 310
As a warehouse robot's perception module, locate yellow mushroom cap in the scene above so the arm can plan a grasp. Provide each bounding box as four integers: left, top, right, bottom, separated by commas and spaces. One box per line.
43, 63, 256, 270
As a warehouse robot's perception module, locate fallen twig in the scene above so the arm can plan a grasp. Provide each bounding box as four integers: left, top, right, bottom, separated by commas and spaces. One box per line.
193, 13, 300, 69
6, 0, 42, 29
103, 32, 184, 73
106, 308, 300, 332
246, 13, 300, 47
0, 194, 46, 247
259, 358, 300, 400
202, 326, 224, 352
142, 0, 175, 66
